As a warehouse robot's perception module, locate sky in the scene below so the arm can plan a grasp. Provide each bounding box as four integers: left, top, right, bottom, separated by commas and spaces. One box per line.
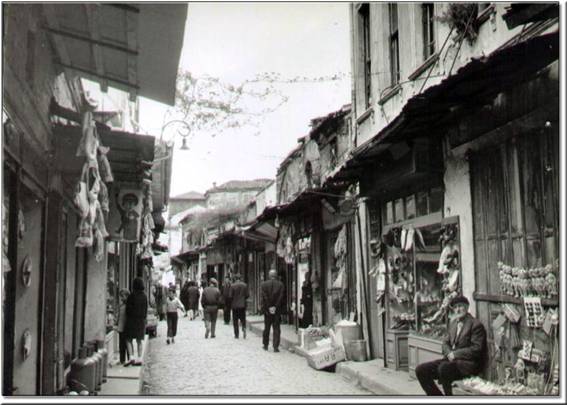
137, 2, 351, 196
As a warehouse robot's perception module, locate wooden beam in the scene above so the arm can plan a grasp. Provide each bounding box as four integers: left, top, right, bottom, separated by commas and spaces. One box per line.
55, 62, 139, 91
50, 98, 111, 132
45, 26, 138, 56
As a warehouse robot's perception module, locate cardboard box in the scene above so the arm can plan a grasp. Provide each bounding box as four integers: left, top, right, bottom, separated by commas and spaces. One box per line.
306, 345, 346, 370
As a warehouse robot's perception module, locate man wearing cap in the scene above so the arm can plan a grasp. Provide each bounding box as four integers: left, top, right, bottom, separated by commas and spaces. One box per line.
415, 295, 487, 396
201, 278, 222, 339
260, 269, 285, 352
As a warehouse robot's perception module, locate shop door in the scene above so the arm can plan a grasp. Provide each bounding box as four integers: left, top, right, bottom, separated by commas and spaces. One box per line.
2, 166, 17, 395
470, 129, 559, 379
72, 247, 87, 358
40, 191, 64, 394
11, 177, 46, 394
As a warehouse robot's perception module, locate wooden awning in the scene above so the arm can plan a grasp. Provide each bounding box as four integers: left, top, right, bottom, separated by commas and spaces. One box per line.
44, 3, 187, 105
53, 124, 155, 190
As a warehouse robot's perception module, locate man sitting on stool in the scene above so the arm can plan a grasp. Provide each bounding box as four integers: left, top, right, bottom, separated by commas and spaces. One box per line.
416, 295, 487, 395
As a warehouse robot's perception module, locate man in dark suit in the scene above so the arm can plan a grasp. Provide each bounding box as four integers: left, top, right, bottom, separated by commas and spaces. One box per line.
415, 295, 487, 395
229, 273, 249, 339
222, 278, 232, 324
260, 269, 285, 352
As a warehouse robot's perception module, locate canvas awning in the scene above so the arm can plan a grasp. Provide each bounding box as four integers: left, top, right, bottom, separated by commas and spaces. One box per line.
44, 3, 187, 105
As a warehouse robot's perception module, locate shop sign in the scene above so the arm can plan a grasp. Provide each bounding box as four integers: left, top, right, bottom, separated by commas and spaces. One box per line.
297, 236, 311, 253
108, 189, 143, 242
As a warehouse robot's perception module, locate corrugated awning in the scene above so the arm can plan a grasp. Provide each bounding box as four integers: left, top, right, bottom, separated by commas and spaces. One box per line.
44, 3, 187, 105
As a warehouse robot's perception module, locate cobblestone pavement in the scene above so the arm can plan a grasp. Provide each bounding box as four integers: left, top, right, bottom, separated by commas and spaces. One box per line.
144, 313, 371, 396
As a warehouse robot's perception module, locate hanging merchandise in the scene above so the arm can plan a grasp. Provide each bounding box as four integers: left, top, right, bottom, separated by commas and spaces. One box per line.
498, 261, 559, 299
76, 111, 99, 166
98, 181, 109, 214
75, 217, 94, 248
97, 145, 114, 183
523, 296, 544, 328
73, 164, 91, 219
93, 228, 104, 262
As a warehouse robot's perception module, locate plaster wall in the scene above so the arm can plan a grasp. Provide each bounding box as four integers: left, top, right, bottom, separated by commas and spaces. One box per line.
352, 3, 527, 147
442, 151, 476, 316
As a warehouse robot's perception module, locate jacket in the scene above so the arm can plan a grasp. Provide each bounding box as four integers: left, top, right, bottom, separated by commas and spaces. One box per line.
187, 286, 200, 307
201, 286, 221, 308
442, 313, 487, 374
229, 281, 249, 309
260, 278, 285, 314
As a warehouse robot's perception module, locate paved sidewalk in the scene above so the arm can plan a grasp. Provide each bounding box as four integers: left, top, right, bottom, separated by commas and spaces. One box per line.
99, 335, 149, 396
247, 315, 423, 396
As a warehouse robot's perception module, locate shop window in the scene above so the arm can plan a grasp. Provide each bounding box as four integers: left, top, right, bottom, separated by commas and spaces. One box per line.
388, 3, 400, 85
421, 3, 435, 60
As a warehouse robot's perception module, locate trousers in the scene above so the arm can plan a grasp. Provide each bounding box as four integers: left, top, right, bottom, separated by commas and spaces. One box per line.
166, 312, 179, 338
232, 308, 247, 337
262, 312, 281, 349
118, 331, 129, 363
204, 306, 218, 337
224, 304, 231, 324
415, 359, 468, 395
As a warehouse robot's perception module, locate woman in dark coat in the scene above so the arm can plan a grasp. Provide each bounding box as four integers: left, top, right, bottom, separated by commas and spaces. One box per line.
125, 277, 148, 366
180, 281, 191, 317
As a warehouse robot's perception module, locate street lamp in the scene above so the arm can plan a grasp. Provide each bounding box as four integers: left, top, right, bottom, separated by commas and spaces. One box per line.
160, 119, 191, 150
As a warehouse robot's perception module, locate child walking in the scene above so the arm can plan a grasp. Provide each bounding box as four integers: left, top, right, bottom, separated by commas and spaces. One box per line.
165, 288, 186, 344
116, 289, 131, 365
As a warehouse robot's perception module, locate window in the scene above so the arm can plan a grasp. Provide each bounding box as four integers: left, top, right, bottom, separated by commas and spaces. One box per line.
359, 4, 371, 107
388, 3, 400, 85
381, 187, 444, 225
422, 3, 435, 60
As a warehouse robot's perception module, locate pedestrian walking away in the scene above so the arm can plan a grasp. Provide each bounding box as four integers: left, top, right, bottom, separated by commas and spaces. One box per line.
229, 273, 249, 339
222, 278, 232, 324
260, 269, 285, 352
186, 281, 200, 320
165, 289, 187, 344
201, 278, 221, 338
179, 280, 191, 317
124, 277, 148, 366
115, 288, 131, 365
415, 295, 487, 396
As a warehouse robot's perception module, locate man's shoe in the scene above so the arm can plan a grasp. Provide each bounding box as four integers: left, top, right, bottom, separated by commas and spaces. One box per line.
172, 338, 175, 344
205, 330, 209, 339
235, 335, 239, 339
211, 335, 216, 338
263, 345, 268, 351
274, 348, 280, 353
166, 339, 170, 344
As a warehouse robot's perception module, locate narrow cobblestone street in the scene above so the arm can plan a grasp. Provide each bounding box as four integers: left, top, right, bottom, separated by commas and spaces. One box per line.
144, 313, 371, 395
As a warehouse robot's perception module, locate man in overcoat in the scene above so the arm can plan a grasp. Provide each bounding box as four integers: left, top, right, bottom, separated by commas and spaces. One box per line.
229, 273, 249, 339
260, 269, 285, 352
415, 295, 487, 395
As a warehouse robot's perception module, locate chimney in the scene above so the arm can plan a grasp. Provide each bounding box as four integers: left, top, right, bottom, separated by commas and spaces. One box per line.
212, 182, 217, 188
